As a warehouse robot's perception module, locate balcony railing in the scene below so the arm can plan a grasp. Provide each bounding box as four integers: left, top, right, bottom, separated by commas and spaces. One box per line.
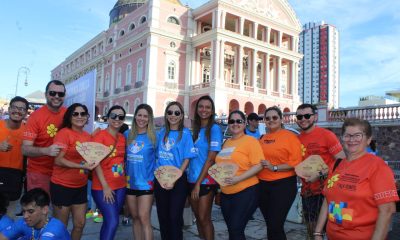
191, 82, 210, 90
258, 89, 267, 95
244, 86, 254, 92
329, 104, 400, 122
225, 82, 240, 89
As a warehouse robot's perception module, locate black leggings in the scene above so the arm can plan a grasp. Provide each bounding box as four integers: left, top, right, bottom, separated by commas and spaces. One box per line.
154, 173, 188, 240
259, 176, 297, 240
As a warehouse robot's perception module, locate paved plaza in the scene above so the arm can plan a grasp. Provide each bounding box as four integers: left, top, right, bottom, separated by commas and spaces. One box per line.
74, 205, 400, 240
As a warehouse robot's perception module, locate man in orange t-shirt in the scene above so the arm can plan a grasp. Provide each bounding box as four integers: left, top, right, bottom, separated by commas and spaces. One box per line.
296, 103, 346, 238
22, 80, 67, 194
0, 96, 29, 217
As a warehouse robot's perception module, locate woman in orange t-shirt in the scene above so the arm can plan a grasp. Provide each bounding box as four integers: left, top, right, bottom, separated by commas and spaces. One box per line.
50, 103, 93, 240
258, 106, 302, 240
92, 105, 127, 240
215, 110, 263, 240
314, 118, 399, 240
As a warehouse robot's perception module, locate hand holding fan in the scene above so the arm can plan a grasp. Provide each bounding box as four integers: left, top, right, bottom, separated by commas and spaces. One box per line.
76, 142, 111, 167
154, 166, 182, 189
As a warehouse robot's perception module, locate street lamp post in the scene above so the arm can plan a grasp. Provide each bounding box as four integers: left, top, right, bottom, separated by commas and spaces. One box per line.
15, 66, 30, 96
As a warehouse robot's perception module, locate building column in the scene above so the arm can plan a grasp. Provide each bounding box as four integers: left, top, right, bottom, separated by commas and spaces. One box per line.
293, 61, 298, 96
266, 27, 271, 44
265, 53, 270, 94
290, 36, 295, 51
278, 31, 282, 47
277, 56, 282, 95
251, 49, 257, 90
197, 21, 202, 34
253, 23, 258, 39
237, 45, 243, 90
261, 27, 265, 42
239, 17, 244, 35
221, 11, 226, 29
219, 40, 225, 86
212, 11, 216, 29
211, 39, 220, 84
235, 18, 239, 33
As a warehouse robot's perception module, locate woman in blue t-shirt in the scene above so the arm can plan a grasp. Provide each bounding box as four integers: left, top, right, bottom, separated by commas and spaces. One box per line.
188, 95, 222, 240
155, 101, 196, 240
124, 104, 156, 240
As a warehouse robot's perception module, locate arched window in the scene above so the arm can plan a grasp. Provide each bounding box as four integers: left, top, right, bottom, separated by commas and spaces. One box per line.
124, 101, 130, 114
105, 73, 110, 91
134, 98, 141, 110
140, 16, 147, 24
129, 23, 136, 31
167, 61, 176, 81
136, 59, 143, 82
167, 16, 180, 25
202, 67, 210, 83
119, 30, 125, 37
108, 37, 113, 44
126, 64, 132, 84
116, 67, 122, 88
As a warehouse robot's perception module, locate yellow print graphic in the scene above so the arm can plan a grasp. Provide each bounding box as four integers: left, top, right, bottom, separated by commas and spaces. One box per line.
301, 144, 306, 156
327, 174, 340, 188
47, 124, 58, 137
109, 145, 117, 157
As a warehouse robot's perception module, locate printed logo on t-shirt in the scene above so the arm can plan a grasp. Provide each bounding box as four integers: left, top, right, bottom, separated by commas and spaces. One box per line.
42, 232, 55, 238
126, 176, 130, 188
128, 141, 145, 153
210, 141, 219, 147
327, 174, 340, 188
301, 144, 306, 157
79, 161, 88, 175
161, 138, 175, 151
47, 124, 58, 137
109, 145, 117, 157
217, 147, 235, 159
112, 163, 124, 177
328, 201, 353, 224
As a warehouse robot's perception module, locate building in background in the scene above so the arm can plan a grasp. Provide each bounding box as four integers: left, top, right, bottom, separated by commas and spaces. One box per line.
359, 95, 399, 107
298, 21, 339, 109
51, 0, 303, 122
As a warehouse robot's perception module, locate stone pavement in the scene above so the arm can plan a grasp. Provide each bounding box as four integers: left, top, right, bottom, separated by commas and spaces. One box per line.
75, 206, 400, 240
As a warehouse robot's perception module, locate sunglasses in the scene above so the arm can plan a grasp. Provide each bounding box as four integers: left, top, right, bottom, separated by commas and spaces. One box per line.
48, 91, 65, 97
167, 110, 181, 116
109, 112, 125, 121
72, 112, 88, 117
265, 116, 279, 121
10, 105, 27, 113
296, 114, 314, 120
228, 119, 244, 124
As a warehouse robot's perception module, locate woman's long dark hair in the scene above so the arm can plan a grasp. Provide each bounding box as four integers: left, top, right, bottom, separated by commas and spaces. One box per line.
163, 101, 184, 143
192, 95, 215, 144
61, 103, 89, 129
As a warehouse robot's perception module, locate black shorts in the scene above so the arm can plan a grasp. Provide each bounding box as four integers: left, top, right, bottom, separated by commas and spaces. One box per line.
302, 194, 324, 222
50, 182, 87, 207
188, 183, 218, 197
126, 188, 153, 197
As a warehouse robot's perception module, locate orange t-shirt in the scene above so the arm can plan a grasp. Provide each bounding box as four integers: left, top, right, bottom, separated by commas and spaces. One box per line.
23, 105, 66, 176
215, 135, 263, 194
258, 129, 302, 181
299, 126, 343, 195
0, 120, 25, 170
324, 154, 399, 240
91, 130, 126, 190
51, 128, 91, 188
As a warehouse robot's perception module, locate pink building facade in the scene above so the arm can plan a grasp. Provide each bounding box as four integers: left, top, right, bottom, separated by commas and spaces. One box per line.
51, 0, 303, 120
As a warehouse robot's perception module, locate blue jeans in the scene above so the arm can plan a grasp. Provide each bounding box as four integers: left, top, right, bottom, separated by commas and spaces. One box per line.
221, 184, 259, 240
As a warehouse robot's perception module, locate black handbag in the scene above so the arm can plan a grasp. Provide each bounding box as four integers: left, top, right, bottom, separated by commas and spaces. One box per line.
0, 167, 23, 201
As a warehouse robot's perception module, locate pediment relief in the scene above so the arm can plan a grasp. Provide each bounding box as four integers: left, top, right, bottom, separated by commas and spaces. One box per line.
223, 0, 301, 29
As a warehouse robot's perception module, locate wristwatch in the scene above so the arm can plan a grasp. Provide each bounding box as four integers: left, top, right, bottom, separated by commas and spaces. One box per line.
272, 165, 278, 172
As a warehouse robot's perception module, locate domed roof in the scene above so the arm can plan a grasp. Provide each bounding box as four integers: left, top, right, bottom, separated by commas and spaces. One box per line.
109, 0, 147, 26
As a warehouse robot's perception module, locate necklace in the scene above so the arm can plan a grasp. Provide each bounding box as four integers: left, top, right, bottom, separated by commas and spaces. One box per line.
31, 218, 49, 240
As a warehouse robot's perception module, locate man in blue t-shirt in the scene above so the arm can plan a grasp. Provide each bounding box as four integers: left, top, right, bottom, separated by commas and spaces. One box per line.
0, 188, 70, 240
0, 193, 13, 232
245, 112, 261, 139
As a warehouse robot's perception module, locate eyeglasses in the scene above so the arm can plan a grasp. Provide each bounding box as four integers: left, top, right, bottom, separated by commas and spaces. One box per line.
109, 112, 125, 121
10, 105, 27, 113
265, 116, 279, 121
228, 119, 244, 124
72, 112, 88, 117
296, 114, 314, 120
342, 132, 364, 142
167, 110, 181, 116
48, 91, 65, 97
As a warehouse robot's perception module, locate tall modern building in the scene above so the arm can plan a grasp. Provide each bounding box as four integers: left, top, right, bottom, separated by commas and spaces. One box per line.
298, 21, 339, 108
51, 0, 303, 121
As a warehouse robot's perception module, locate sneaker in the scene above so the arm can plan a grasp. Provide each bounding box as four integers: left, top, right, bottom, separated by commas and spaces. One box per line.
122, 217, 131, 226
85, 210, 94, 219
93, 214, 103, 223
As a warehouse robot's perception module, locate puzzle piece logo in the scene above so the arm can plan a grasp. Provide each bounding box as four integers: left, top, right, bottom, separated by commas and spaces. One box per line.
112, 163, 124, 177
328, 201, 353, 224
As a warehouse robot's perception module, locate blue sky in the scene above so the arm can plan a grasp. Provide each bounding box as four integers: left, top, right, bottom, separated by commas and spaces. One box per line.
1, 0, 399, 107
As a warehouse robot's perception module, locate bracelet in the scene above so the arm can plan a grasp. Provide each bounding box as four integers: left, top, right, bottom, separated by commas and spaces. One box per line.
313, 232, 324, 236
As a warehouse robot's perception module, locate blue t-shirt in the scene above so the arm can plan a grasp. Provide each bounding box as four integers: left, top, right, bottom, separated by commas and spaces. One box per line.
1, 217, 70, 240
124, 130, 156, 190
245, 128, 261, 139
0, 215, 13, 232
156, 128, 196, 170
188, 124, 222, 184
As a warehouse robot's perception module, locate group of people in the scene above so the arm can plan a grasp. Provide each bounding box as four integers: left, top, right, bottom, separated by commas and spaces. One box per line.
0, 79, 399, 240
